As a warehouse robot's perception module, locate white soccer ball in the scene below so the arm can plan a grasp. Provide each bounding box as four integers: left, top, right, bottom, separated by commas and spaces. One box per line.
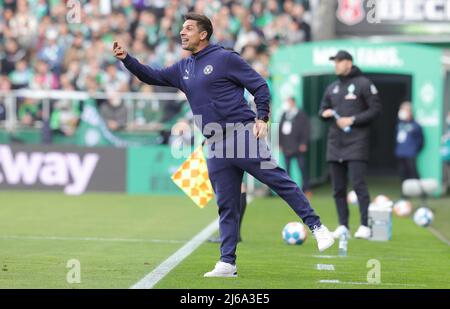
347, 190, 358, 205
373, 194, 392, 206
282, 222, 308, 245
393, 200, 413, 217
413, 207, 434, 227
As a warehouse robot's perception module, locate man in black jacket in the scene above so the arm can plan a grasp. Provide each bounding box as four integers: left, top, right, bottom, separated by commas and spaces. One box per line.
319, 50, 381, 240
279, 97, 311, 196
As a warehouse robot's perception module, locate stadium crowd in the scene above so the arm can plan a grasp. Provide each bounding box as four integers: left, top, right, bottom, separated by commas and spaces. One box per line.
0, 0, 312, 133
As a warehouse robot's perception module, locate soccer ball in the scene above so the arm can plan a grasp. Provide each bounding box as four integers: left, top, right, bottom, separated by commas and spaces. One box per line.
373, 194, 392, 206
347, 190, 358, 205
413, 207, 434, 227
282, 222, 308, 245
393, 200, 413, 217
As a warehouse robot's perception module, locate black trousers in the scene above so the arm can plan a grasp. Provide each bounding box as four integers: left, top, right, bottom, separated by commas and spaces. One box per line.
284, 153, 309, 192
329, 161, 370, 227
398, 157, 420, 182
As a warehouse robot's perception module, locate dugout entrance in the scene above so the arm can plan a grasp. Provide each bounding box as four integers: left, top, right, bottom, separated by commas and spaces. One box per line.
366, 73, 412, 176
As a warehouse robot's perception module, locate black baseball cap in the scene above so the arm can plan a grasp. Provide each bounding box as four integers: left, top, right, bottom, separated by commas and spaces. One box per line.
329, 50, 353, 61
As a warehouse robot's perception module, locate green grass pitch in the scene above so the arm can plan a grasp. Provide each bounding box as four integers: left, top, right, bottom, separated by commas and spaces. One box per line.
0, 178, 449, 288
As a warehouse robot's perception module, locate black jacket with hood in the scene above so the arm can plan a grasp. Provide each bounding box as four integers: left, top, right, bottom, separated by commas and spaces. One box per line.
318, 66, 382, 162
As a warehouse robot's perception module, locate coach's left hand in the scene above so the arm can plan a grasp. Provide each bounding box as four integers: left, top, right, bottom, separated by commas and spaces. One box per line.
253, 120, 268, 139
337, 117, 354, 129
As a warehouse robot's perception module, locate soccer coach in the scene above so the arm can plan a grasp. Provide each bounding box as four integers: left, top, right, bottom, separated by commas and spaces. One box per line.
114, 13, 334, 278
319, 50, 381, 240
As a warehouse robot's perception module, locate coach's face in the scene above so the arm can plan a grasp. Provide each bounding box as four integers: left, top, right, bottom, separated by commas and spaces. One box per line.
334, 59, 352, 76
180, 19, 207, 52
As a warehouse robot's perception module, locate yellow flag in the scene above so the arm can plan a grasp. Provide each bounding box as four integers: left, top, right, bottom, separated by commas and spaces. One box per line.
171, 146, 214, 208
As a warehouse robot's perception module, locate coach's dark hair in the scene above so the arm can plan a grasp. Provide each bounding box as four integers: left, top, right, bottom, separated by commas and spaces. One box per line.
183, 13, 213, 41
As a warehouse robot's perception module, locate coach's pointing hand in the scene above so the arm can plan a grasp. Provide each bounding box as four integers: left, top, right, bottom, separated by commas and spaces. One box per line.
113, 41, 127, 60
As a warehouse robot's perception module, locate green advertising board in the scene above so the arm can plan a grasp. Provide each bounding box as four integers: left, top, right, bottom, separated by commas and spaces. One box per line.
270, 40, 447, 194
127, 146, 185, 195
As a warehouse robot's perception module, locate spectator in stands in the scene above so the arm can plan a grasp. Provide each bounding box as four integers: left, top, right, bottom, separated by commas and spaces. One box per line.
30, 60, 59, 90
50, 99, 80, 137
1, 6, 15, 39
133, 84, 156, 127
100, 90, 128, 131
30, 0, 49, 21
0, 75, 11, 121
137, 10, 159, 47
212, 28, 234, 49
286, 17, 307, 44
234, 12, 265, 53
77, 59, 102, 91
8, 0, 38, 48
1, 38, 26, 75
251, 0, 274, 29
64, 61, 82, 90
290, 2, 311, 42
130, 40, 151, 64
241, 45, 259, 64
9, 59, 32, 89
18, 98, 40, 127
102, 62, 129, 93
38, 28, 65, 74
62, 31, 86, 71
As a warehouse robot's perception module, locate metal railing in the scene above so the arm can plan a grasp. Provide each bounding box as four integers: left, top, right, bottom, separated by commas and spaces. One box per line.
0, 89, 188, 132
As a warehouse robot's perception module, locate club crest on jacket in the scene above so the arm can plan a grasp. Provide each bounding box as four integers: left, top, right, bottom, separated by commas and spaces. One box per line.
203, 65, 213, 75
345, 84, 357, 100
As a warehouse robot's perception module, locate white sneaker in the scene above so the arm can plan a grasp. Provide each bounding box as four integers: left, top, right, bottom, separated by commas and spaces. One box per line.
354, 225, 371, 239
312, 225, 335, 252
332, 225, 351, 239
204, 261, 237, 278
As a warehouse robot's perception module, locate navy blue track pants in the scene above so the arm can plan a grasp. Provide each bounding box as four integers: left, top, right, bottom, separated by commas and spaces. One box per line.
205, 125, 321, 264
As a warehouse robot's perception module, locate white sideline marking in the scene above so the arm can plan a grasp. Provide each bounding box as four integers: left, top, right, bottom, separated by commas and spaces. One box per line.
316, 264, 335, 271
428, 227, 450, 246
319, 280, 426, 287
312, 255, 338, 259
130, 218, 219, 289
0, 235, 185, 244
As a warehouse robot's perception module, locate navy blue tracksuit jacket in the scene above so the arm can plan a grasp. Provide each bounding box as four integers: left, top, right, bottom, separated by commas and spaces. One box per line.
121, 44, 321, 264
122, 44, 270, 132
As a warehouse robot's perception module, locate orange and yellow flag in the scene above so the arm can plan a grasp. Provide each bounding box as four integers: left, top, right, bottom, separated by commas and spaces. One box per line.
171, 146, 214, 208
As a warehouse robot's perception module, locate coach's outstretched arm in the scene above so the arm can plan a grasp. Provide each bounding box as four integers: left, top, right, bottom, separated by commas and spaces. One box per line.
113, 41, 181, 89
